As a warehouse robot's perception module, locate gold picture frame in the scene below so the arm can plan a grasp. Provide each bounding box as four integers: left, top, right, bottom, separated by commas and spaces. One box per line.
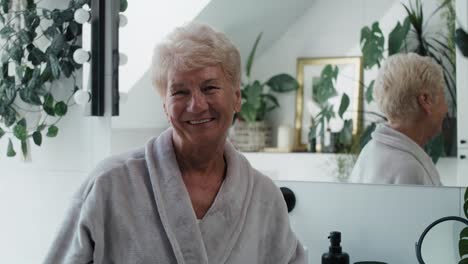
294, 57, 364, 151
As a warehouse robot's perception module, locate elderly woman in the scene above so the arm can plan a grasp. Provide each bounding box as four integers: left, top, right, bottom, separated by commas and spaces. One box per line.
44, 23, 305, 263
350, 53, 447, 185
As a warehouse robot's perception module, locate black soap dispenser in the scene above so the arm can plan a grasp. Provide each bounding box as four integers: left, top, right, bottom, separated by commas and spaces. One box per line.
322, 231, 349, 264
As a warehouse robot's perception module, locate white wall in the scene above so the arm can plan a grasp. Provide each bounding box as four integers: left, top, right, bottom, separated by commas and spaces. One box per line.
276, 180, 463, 264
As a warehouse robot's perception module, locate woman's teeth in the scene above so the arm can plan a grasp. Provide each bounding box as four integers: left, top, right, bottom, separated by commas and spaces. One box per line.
189, 118, 212, 125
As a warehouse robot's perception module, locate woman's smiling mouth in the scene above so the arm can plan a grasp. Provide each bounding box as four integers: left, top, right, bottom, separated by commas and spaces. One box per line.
187, 118, 215, 125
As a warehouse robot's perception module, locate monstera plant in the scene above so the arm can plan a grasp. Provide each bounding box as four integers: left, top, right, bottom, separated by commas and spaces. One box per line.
0, 0, 127, 158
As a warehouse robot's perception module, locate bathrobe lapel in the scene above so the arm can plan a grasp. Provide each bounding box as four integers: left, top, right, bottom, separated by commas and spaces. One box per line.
145, 129, 208, 264
372, 124, 442, 185
198, 140, 253, 264
144, 128, 253, 264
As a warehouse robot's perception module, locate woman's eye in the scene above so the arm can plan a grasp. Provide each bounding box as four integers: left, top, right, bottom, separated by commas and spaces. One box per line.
171, 90, 188, 96
204, 86, 219, 92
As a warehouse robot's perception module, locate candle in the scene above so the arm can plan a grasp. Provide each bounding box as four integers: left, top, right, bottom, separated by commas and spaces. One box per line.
277, 125, 292, 149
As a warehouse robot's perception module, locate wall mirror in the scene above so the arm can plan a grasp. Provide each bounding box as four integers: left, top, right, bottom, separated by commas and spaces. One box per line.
115, 0, 466, 187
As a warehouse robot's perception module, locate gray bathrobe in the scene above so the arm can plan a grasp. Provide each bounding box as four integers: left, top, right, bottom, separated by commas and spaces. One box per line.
44, 128, 305, 264
349, 123, 442, 186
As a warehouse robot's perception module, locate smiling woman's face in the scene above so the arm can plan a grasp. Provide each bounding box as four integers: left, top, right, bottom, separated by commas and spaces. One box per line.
163, 65, 241, 148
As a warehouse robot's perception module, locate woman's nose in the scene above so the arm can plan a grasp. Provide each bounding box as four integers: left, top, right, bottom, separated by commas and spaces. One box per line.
187, 92, 208, 113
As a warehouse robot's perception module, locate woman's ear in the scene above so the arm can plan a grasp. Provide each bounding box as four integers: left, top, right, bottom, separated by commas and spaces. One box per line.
234, 86, 241, 112
417, 93, 433, 115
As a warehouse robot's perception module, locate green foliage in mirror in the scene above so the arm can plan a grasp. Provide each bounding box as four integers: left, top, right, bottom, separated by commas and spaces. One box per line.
456, 28, 468, 57
360, 22, 384, 69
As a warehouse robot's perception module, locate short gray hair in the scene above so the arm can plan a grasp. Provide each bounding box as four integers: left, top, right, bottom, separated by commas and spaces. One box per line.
151, 23, 241, 96
374, 53, 445, 122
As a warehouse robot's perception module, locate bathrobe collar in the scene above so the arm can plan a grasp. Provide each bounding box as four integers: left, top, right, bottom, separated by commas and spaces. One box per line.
372, 123, 442, 185
145, 128, 253, 264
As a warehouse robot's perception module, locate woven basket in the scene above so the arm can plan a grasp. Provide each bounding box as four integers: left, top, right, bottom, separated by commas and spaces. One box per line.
231, 120, 272, 152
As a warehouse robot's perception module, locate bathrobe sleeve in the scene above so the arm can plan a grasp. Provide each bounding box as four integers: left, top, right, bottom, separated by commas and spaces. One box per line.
391, 162, 426, 185
43, 171, 103, 264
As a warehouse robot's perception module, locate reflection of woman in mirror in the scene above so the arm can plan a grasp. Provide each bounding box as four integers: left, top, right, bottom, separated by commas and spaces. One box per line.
350, 53, 446, 186
44, 23, 305, 263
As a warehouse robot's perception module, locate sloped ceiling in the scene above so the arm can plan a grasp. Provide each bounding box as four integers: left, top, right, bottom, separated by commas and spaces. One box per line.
194, 0, 315, 64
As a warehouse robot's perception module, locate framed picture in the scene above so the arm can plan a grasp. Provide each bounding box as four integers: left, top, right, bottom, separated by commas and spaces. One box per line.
293, 57, 364, 151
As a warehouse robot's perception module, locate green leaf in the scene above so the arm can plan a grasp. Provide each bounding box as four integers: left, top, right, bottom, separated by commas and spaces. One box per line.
0, 127, 4, 138
338, 93, 350, 119
424, 133, 445, 164
0, 26, 14, 37
8, 46, 23, 63
465, 202, 468, 219
7, 138, 16, 157
17, 118, 26, 127
19, 88, 42, 106
308, 124, 317, 141
465, 188, 468, 203
240, 103, 257, 122
338, 119, 353, 145
60, 9, 74, 22
49, 54, 61, 79
67, 21, 81, 38
460, 240, 468, 257
360, 123, 376, 150
32, 131, 42, 146
43, 93, 55, 116
460, 227, 468, 240
42, 8, 52, 19
456, 28, 468, 57
46, 125, 58, 137
365, 80, 375, 103
245, 81, 262, 109
2, 0, 8, 13
24, 10, 40, 30
312, 65, 339, 105
44, 25, 58, 39
459, 257, 468, 264
13, 123, 27, 141
54, 101, 68, 116
3, 106, 16, 127
21, 140, 27, 158
48, 34, 65, 56
28, 46, 48, 66
60, 60, 73, 78
120, 0, 128, 12
17, 29, 33, 45
266, 74, 298, 93
246, 33, 262, 78
26, 0, 36, 9
388, 17, 411, 55
51, 9, 64, 25
261, 94, 280, 112
360, 22, 385, 69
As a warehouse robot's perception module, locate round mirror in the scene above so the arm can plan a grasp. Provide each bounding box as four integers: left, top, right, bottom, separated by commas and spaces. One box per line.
417, 216, 468, 264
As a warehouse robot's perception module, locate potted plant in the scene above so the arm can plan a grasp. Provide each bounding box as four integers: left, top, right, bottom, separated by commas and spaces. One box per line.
233, 33, 299, 152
